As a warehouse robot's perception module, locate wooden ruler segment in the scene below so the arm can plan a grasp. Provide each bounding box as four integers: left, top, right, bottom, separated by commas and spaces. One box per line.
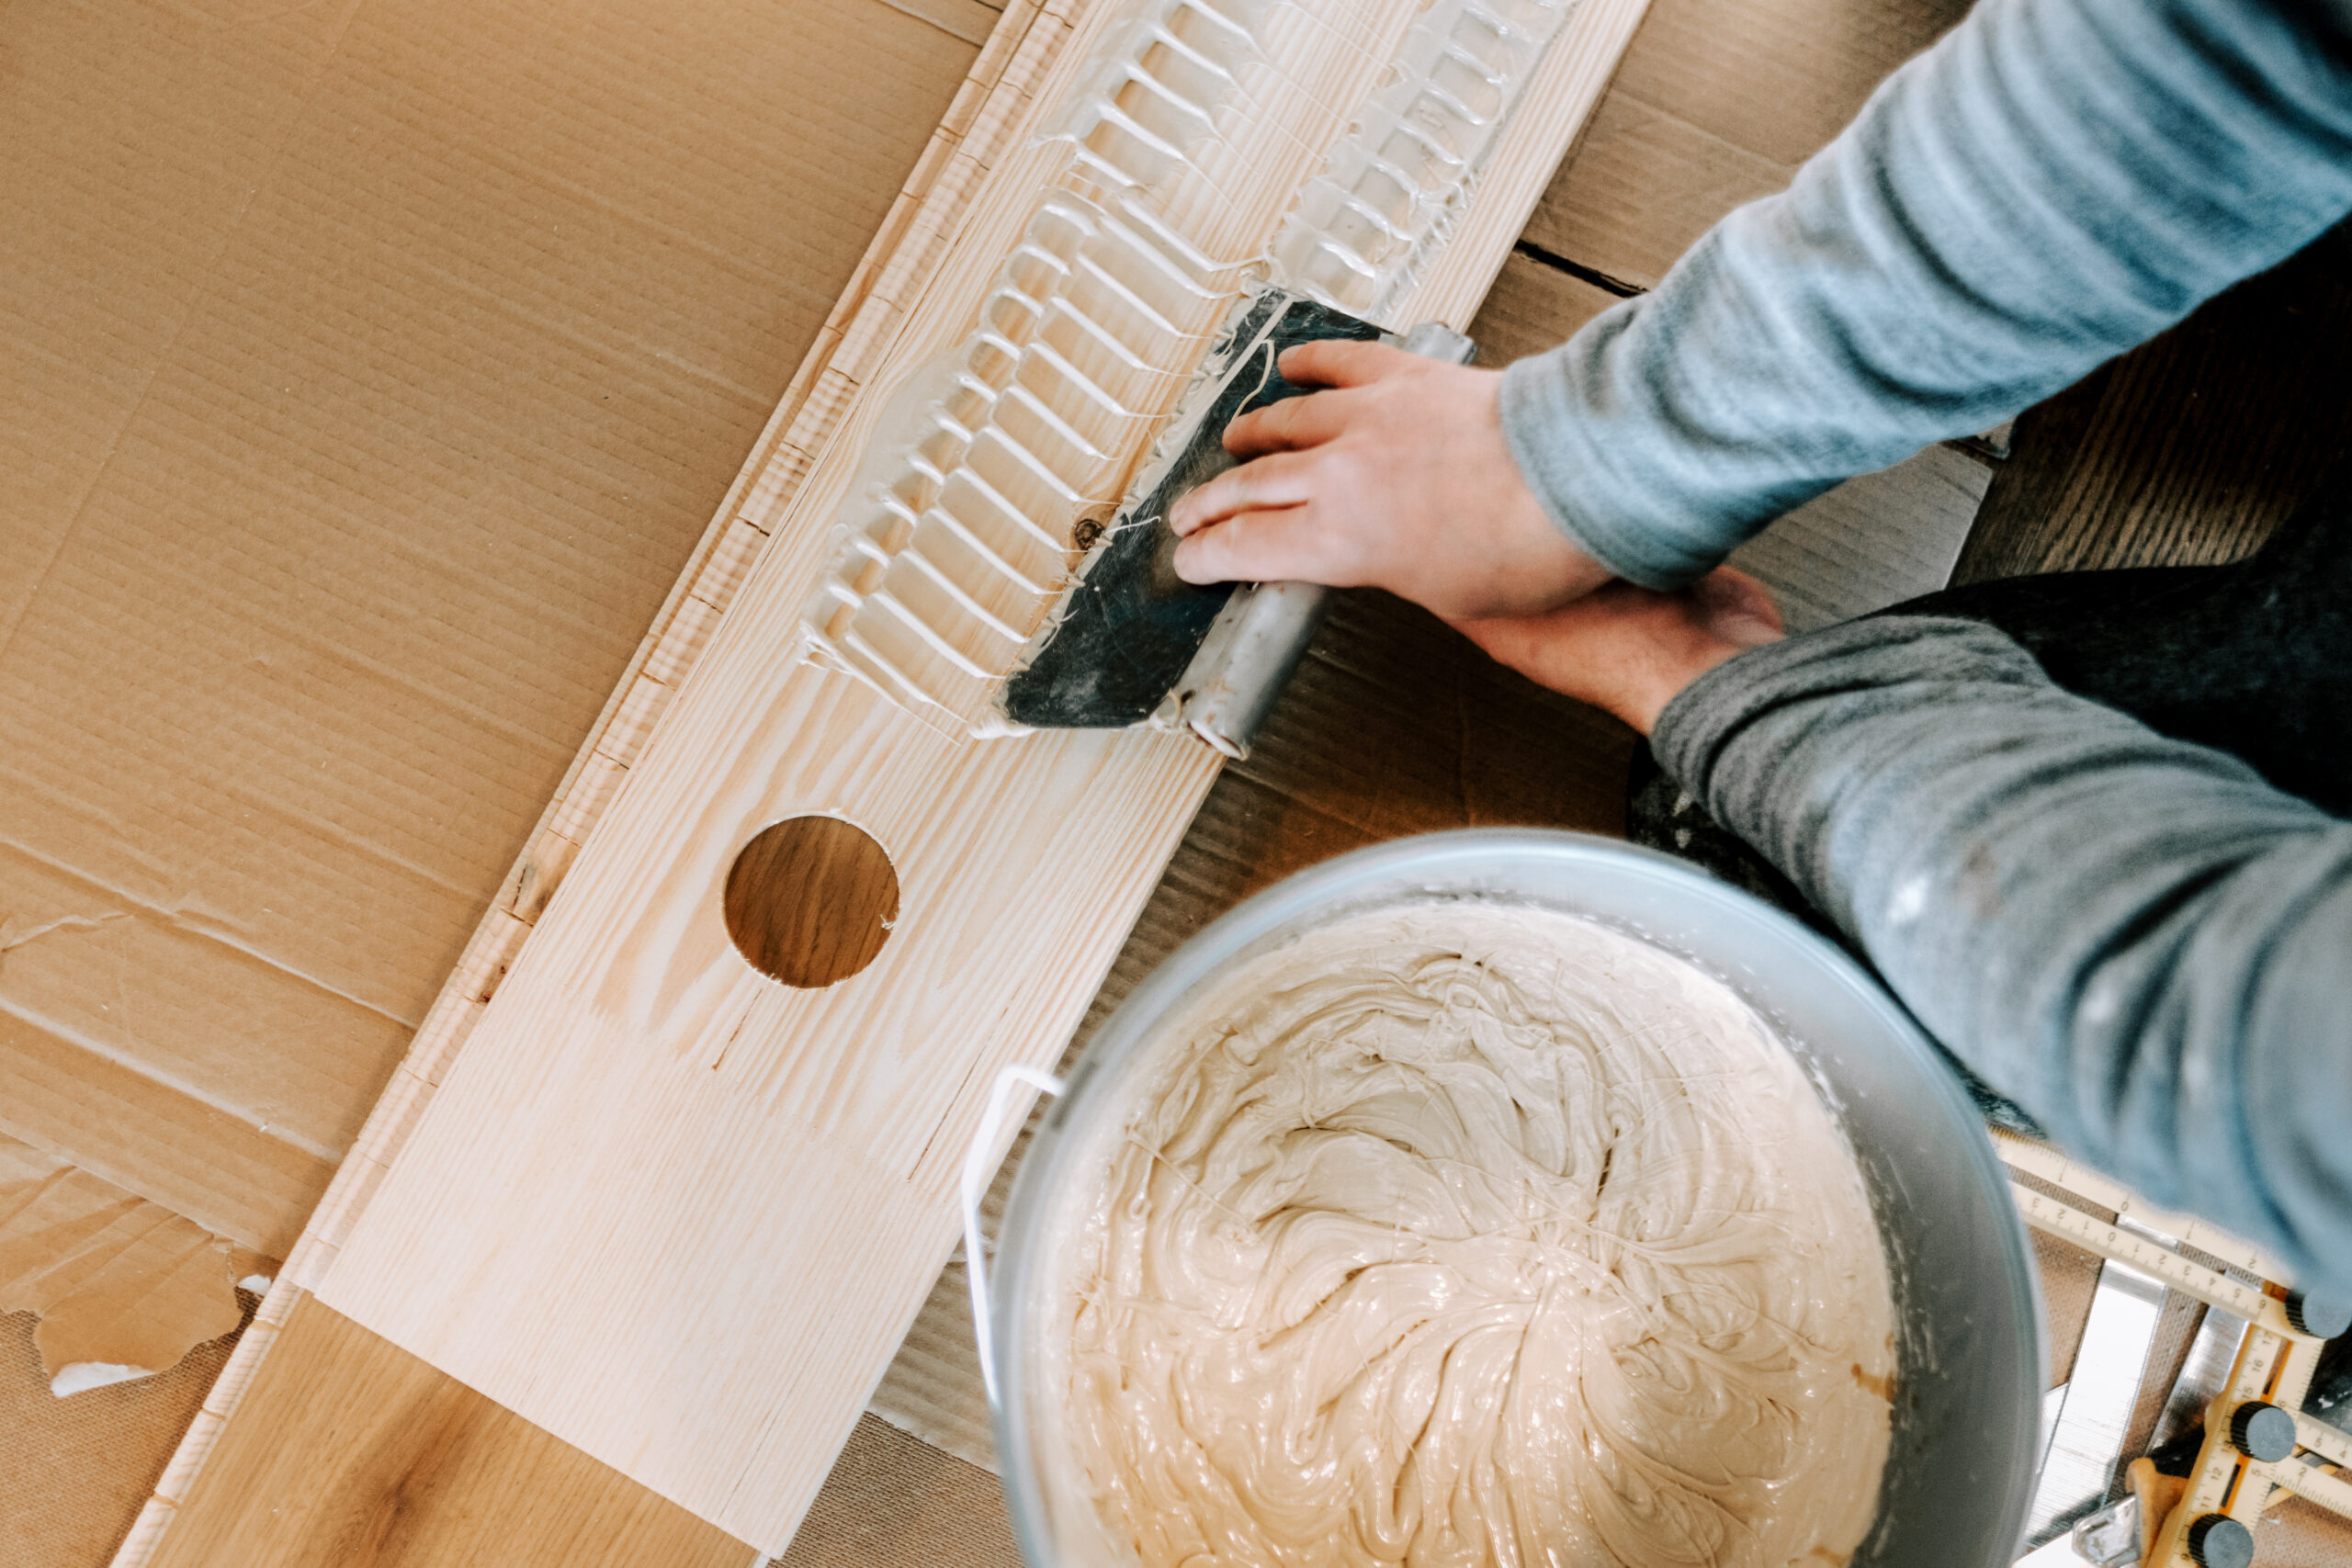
2001, 1180, 2312, 1342
2145, 1329, 2289, 1566
1990, 1128, 2281, 1280
1994, 1131, 2352, 1564
2293, 1410, 2352, 1472
2144, 1329, 2328, 1566
2256, 1457, 2352, 1518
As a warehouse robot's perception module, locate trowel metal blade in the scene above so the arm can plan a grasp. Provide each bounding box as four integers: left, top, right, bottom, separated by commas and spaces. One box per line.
996, 288, 1382, 731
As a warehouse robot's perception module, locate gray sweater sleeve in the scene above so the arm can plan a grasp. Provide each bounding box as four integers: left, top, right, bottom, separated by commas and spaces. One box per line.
1499, 0, 2352, 589
1652, 618, 2352, 1292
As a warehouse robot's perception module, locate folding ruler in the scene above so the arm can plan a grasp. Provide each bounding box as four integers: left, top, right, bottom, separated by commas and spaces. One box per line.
1994, 1131, 2350, 1568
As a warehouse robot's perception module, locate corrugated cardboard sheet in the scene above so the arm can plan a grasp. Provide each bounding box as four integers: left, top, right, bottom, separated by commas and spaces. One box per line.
2, 0, 979, 1394
1523, 0, 1971, 287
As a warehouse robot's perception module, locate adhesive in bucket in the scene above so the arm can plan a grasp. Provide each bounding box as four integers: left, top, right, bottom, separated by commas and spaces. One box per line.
1002, 898, 1899, 1568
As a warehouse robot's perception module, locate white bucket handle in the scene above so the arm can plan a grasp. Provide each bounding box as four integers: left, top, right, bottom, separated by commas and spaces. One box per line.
962, 1063, 1066, 1406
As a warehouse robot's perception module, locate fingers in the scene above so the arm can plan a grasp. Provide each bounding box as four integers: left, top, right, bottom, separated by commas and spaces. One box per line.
1276, 337, 1411, 389
1226, 339, 1426, 454
1170, 507, 1348, 588
1220, 388, 1351, 457
1169, 449, 1320, 536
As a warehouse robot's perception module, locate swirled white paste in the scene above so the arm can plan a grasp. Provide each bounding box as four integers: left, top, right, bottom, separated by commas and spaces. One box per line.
1050, 901, 1895, 1568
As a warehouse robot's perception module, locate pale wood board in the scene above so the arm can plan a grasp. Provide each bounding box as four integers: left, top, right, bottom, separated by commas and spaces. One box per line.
261, 0, 1657, 1552
1388, 0, 1656, 331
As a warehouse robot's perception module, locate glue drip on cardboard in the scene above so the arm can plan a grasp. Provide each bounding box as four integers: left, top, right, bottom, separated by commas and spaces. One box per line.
1049, 902, 1896, 1568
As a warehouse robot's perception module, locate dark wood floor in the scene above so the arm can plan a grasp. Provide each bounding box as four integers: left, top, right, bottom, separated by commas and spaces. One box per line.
1961, 223, 2352, 582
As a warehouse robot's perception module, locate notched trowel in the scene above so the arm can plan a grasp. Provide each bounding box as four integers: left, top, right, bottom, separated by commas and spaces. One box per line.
996, 285, 1475, 758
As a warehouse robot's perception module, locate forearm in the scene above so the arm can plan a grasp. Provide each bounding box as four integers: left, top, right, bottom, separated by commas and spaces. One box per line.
1502, 0, 2352, 588
1651, 617, 2352, 1291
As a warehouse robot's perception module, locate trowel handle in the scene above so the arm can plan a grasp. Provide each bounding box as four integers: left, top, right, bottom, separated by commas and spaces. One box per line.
1393, 321, 1478, 363
1162, 320, 1476, 758
1156, 580, 1332, 760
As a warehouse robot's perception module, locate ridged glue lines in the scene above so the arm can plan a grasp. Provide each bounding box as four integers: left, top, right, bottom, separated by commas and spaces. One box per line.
801, 0, 1573, 733
1271, 0, 1577, 317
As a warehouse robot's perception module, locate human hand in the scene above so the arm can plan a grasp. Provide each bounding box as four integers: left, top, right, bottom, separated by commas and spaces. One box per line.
1453, 568, 1785, 735
1167, 339, 1610, 621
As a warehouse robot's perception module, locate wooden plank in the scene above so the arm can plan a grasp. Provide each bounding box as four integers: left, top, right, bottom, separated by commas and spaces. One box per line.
141, 1296, 752, 1568
800, 0, 1648, 728
1957, 225, 2352, 582
284, 0, 1653, 1552
1393, 0, 1657, 333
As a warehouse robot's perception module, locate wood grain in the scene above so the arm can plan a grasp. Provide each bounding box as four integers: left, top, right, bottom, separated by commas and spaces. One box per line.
1390, 0, 1653, 332
290, 0, 1654, 1552
809, 0, 1451, 723
723, 818, 901, 989
1957, 225, 2352, 583
143, 1296, 752, 1568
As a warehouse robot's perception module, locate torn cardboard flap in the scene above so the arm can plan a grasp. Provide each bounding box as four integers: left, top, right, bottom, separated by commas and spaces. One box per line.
3, 0, 984, 1384
0, 1134, 262, 1396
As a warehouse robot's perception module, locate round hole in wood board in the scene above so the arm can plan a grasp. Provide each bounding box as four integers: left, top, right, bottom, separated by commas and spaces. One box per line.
722, 816, 899, 988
